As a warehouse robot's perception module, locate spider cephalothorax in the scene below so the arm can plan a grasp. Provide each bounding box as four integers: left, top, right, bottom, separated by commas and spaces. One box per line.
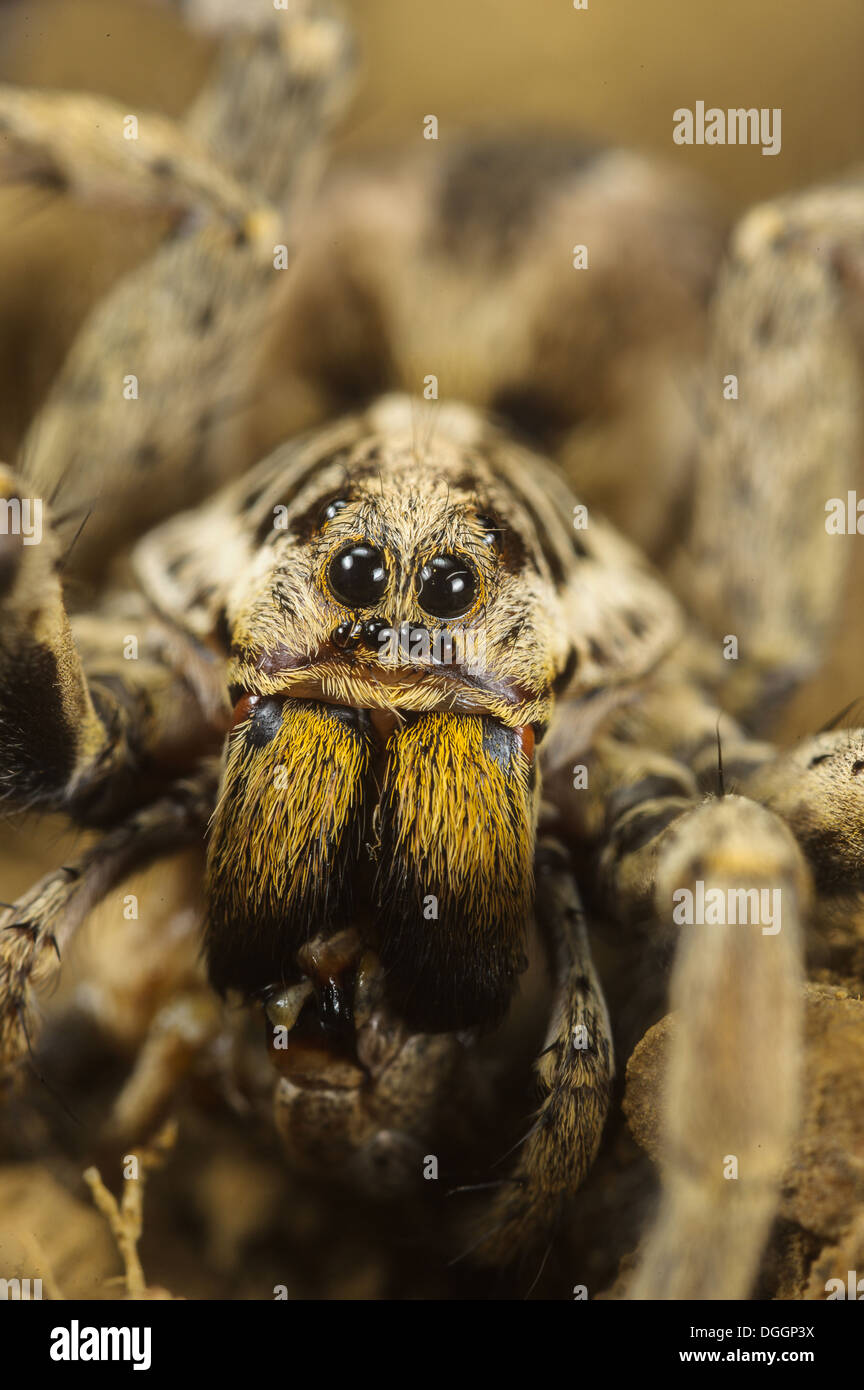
132, 394, 677, 1029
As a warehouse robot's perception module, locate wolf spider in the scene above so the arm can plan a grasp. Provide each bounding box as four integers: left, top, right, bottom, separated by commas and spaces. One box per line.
0, 0, 863, 1299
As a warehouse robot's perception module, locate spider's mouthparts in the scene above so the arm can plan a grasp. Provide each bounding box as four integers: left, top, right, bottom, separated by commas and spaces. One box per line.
206, 701, 537, 1030
228, 650, 547, 729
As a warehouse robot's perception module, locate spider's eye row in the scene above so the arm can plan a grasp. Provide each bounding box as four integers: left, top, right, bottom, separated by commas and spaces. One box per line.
418, 554, 477, 618
328, 543, 388, 608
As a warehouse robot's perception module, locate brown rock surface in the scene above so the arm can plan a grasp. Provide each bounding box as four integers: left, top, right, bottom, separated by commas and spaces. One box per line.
623, 983, 864, 1295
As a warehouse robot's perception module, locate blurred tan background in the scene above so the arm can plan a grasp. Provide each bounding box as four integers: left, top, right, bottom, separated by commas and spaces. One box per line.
1, 0, 861, 198
0, 0, 860, 460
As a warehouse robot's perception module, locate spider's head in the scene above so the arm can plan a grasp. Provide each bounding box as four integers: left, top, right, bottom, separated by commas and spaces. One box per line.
214, 394, 571, 738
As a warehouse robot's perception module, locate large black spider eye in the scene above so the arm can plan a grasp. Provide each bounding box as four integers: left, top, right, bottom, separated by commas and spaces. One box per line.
417, 554, 477, 618
328, 543, 388, 609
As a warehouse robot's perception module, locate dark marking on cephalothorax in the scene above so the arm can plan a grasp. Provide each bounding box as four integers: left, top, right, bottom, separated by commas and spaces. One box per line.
500, 620, 526, 646
552, 648, 579, 696
255, 645, 315, 677
270, 578, 295, 617
213, 608, 233, 652
241, 477, 270, 513
252, 448, 352, 548
484, 448, 572, 587
254, 505, 284, 548
433, 136, 602, 265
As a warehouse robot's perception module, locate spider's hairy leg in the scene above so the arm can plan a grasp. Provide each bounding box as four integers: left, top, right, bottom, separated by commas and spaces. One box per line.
541, 671, 807, 1297
0, 465, 106, 808
541, 675, 708, 930
0, 0, 353, 222
671, 175, 864, 726
179, 0, 356, 210
742, 729, 864, 897
18, 1, 354, 576
543, 652, 786, 916
0, 466, 224, 817
628, 798, 808, 1300
0, 86, 254, 227
568, 657, 864, 921
0, 772, 215, 1068
469, 839, 614, 1269
550, 667, 864, 1297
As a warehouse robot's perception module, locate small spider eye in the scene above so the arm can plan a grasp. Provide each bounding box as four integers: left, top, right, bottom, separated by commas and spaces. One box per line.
323, 498, 349, 523
328, 543, 388, 609
417, 554, 477, 618
475, 514, 501, 546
